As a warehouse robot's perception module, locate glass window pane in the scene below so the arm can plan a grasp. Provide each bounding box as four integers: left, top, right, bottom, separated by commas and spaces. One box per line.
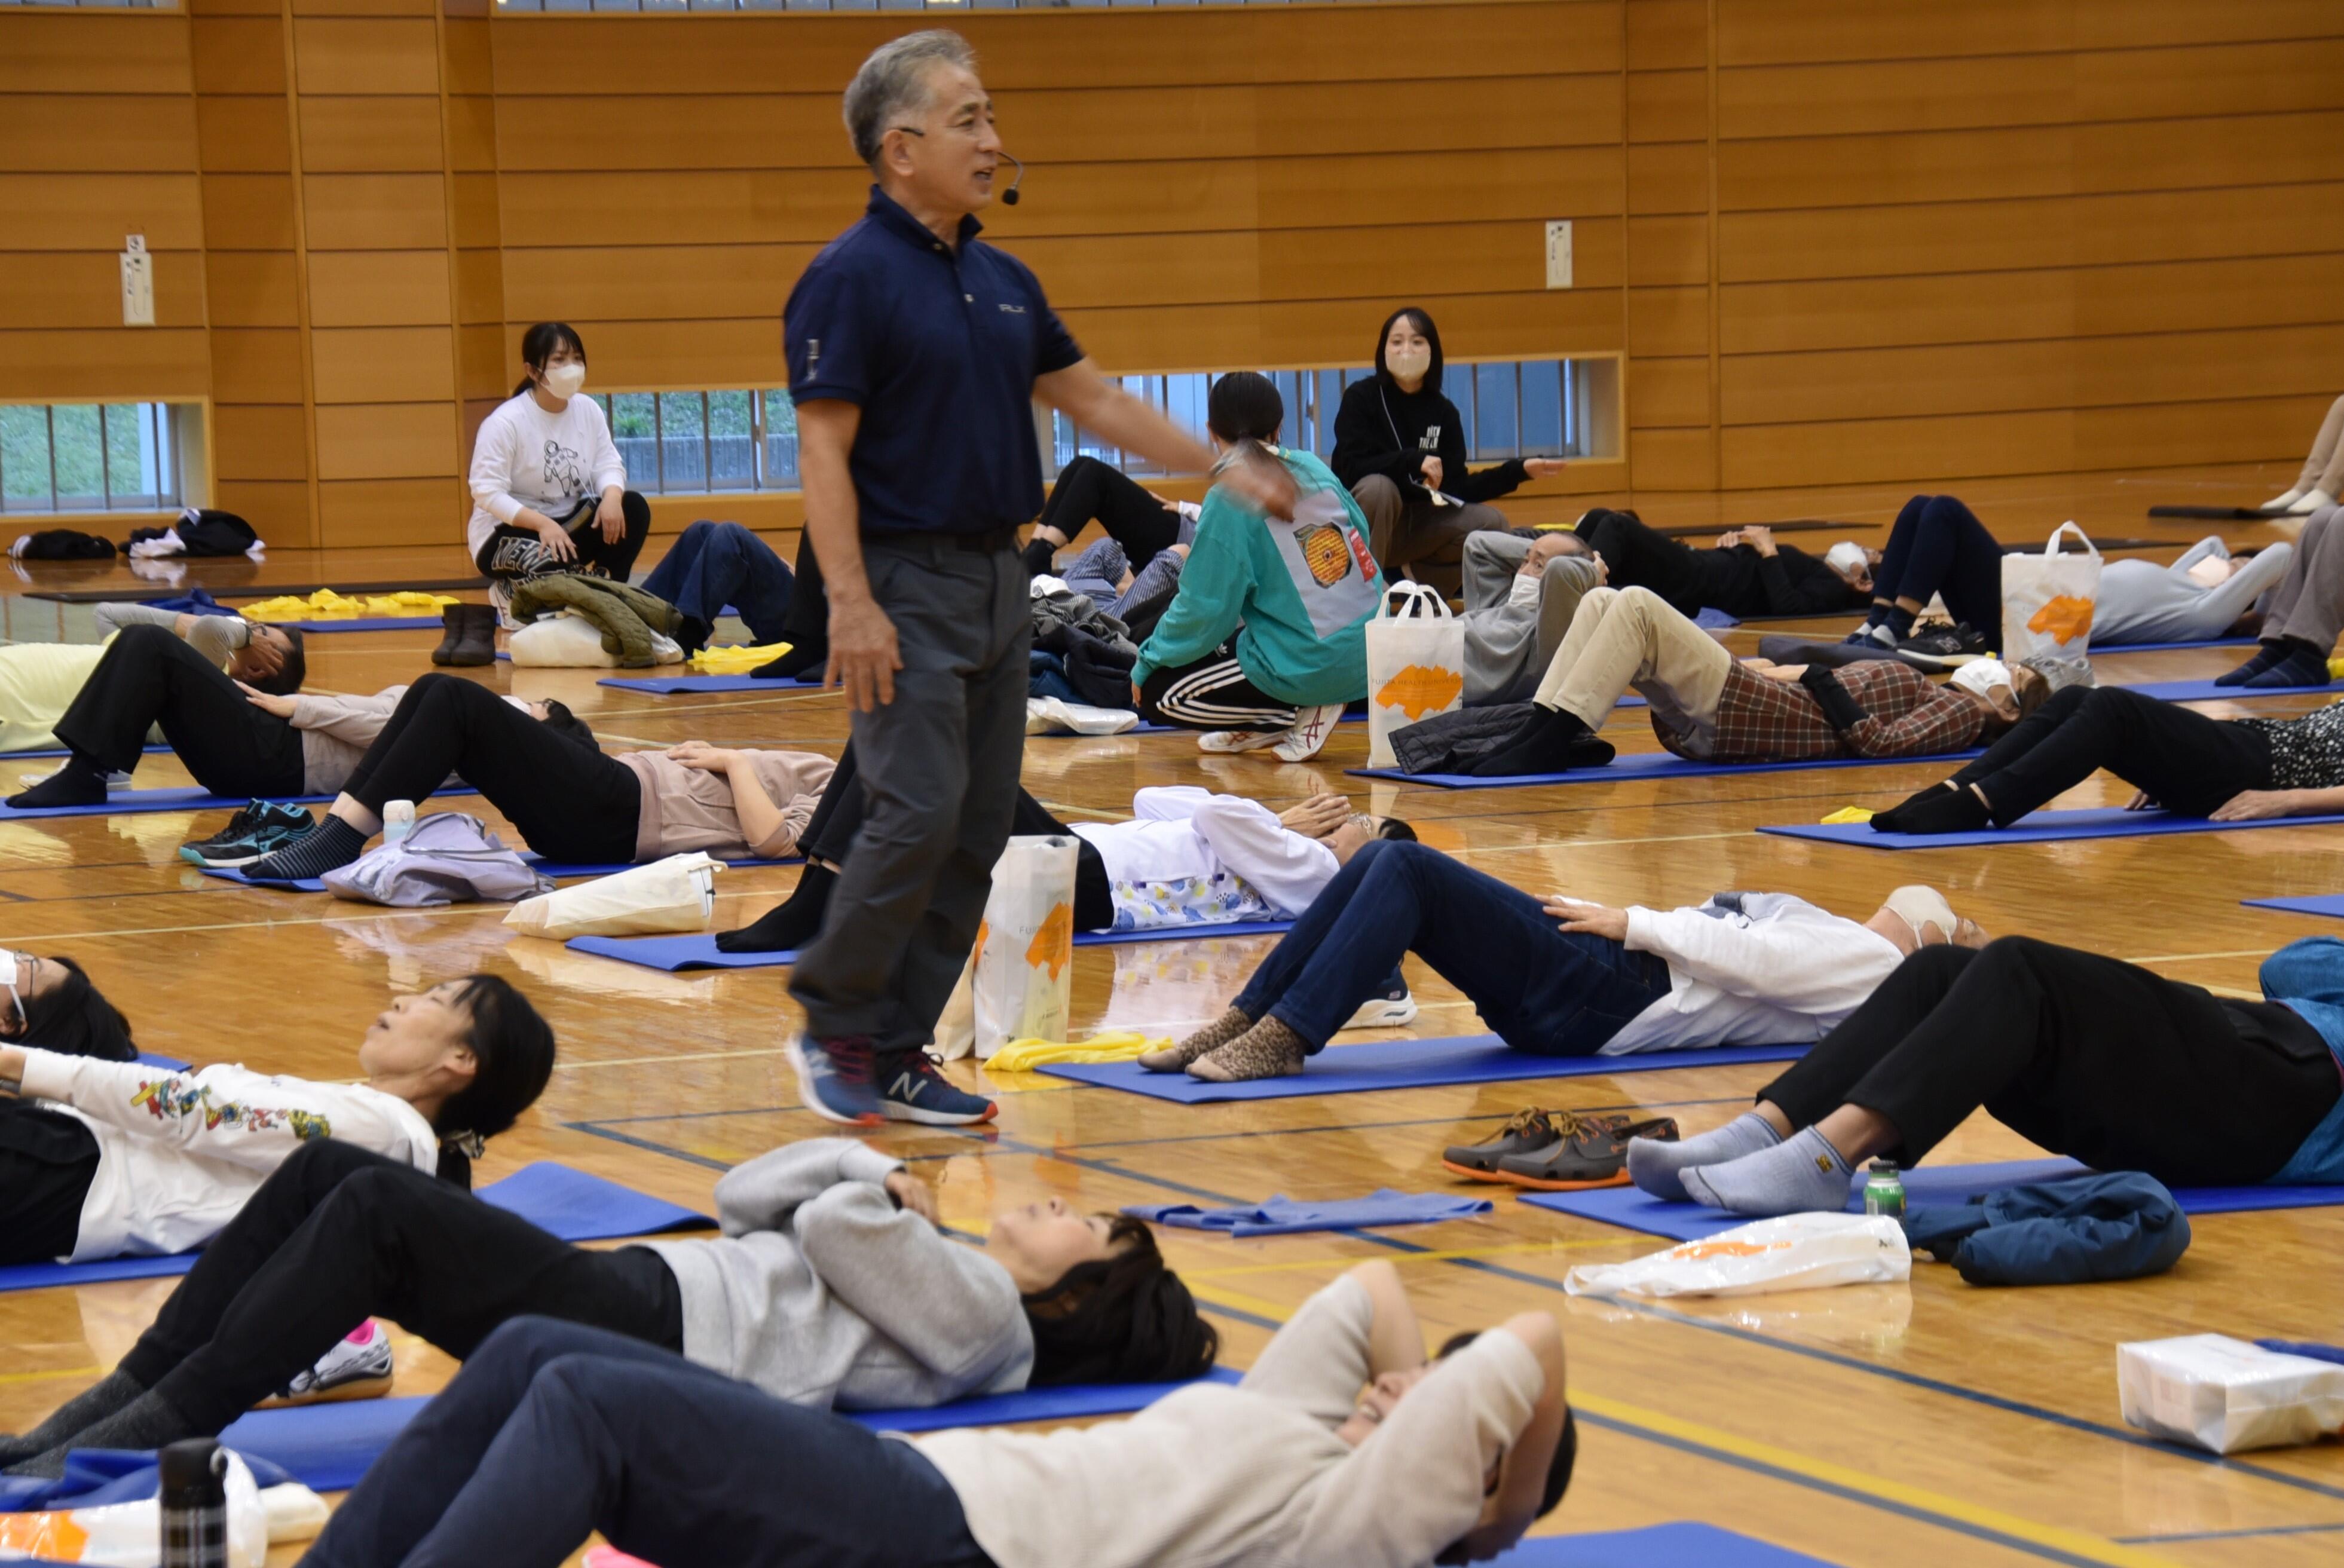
708, 390, 755, 491
1473, 363, 1517, 461
658, 393, 707, 492
761, 389, 798, 489
1312, 369, 1348, 458
1166, 373, 1209, 443
1, 406, 53, 512
610, 393, 657, 491
1446, 368, 1475, 456
51, 405, 104, 512
102, 404, 145, 507
1519, 362, 1563, 457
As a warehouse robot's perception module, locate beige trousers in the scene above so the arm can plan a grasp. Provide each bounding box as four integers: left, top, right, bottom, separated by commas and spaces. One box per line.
2297, 394, 2344, 497
1532, 586, 1733, 746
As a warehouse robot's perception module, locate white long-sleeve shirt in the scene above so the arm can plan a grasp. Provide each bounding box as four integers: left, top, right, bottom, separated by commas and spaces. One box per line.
16, 1049, 439, 1261
1071, 786, 1341, 930
1604, 892, 1904, 1054
465, 392, 627, 561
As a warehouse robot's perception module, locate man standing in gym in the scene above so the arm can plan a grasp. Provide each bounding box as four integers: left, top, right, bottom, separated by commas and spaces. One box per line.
784, 30, 1294, 1125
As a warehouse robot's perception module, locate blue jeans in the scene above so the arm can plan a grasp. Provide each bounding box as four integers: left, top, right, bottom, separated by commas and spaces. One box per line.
304, 1318, 994, 1568
1874, 495, 2003, 632
640, 520, 795, 645
1234, 839, 1672, 1054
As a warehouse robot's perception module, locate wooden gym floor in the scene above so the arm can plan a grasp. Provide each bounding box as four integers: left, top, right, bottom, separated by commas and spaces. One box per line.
4, 463, 2342, 1566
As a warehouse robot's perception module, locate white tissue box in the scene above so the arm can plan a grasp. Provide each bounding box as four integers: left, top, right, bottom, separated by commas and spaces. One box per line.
2117, 1334, 2344, 1453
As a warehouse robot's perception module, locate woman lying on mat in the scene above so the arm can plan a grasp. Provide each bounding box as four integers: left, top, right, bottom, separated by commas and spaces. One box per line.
0, 973, 551, 1278
2095, 535, 2293, 650
1840, 494, 2003, 653
296, 1262, 1570, 1568
1633, 936, 2344, 1217
1448, 586, 2048, 779
2216, 504, 2344, 690
718, 738, 1413, 953
234, 673, 834, 880
1561, 507, 1875, 621
1872, 682, 2344, 834
0, 1135, 1215, 1478
1138, 840, 1983, 1085
0, 607, 301, 763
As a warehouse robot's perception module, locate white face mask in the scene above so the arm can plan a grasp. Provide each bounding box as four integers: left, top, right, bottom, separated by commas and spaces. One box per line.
1948, 657, 2013, 701
1507, 571, 1543, 607
540, 362, 586, 400
0, 950, 30, 1033
1387, 345, 1431, 383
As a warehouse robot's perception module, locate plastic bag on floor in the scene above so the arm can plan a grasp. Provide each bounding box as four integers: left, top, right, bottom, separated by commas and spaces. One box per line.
2117, 1334, 2344, 1453
504, 853, 722, 938
510, 611, 683, 667
1563, 1213, 1911, 1298
969, 835, 1078, 1058
1027, 696, 1138, 736
2002, 522, 2100, 690
0, 1450, 270, 1567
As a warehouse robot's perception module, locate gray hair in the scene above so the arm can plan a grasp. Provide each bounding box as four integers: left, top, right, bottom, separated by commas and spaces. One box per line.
843, 30, 977, 170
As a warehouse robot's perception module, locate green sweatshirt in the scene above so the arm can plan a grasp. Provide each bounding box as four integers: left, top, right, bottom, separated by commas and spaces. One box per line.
1132, 447, 1386, 707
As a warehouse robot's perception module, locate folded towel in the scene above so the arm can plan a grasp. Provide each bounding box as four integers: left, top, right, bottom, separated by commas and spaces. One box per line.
689, 641, 792, 673
986, 1031, 1167, 1072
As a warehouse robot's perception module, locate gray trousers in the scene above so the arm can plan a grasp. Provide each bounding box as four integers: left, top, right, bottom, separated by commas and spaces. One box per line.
2296, 394, 2344, 498
2263, 506, 2344, 654
1459, 532, 1602, 705
788, 533, 1030, 1062
1351, 474, 1509, 596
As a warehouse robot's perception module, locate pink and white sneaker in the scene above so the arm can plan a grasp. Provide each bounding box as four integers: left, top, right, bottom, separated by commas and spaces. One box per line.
257, 1319, 395, 1407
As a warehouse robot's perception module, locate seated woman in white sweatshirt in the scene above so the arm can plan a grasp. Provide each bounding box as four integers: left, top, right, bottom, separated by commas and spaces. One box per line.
0, 972, 554, 1279
0, 1135, 1217, 1476
293, 1261, 1571, 1568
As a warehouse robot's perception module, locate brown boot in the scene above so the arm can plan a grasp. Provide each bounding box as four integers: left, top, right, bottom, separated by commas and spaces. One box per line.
1137, 1006, 1254, 1073
1189, 1016, 1308, 1082
434, 603, 496, 667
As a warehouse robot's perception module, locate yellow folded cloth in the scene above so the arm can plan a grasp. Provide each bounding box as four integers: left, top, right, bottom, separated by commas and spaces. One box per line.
241, 589, 458, 621
984, 1031, 1169, 1073
688, 642, 792, 673
1820, 806, 1875, 825
2329, 656, 2344, 681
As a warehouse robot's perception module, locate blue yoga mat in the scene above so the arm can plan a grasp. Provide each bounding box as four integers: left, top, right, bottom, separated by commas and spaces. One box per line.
1521, 1157, 2344, 1242
0, 783, 473, 821
1490, 1523, 1838, 1567
204, 850, 801, 893
2095, 636, 2258, 654
599, 672, 801, 694
2243, 893, 2344, 918
1127, 1190, 1493, 1235
278, 616, 445, 633
566, 918, 1297, 972
0, 744, 172, 761
1759, 806, 2344, 852
0, 1162, 711, 1296
2116, 678, 2334, 702
1041, 1036, 1807, 1103
1349, 748, 1982, 791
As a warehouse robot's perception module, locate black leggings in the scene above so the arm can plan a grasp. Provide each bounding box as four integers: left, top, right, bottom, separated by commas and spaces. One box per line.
0, 1102, 99, 1268
120, 1139, 683, 1436
54, 623, 307, 793
1036, 457, 1185, 571
342, 674, 641, 863
1759, 939, 2340, 1184
1947, 684, 2273, 823
1872, 494, 2003, 631
1572, 510, 1709, 617
474, 492, 651, 583
804, 742, 1112, 933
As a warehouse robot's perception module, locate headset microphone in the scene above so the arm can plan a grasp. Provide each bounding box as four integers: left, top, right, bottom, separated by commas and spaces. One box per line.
1000, 151, 1026, 206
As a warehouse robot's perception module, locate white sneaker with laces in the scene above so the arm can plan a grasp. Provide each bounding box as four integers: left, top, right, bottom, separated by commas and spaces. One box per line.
1341, 988, 1418, 1030
1271, 704, 1346, 761
258, 1319, 395, 1408
1198, 729, 1284, 754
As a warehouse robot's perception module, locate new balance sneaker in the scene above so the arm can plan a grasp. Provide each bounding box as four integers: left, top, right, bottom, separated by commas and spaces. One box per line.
1341, 983, 1418, 1031
179, 800, 317, 867
786, 1033, 882, 1126
1895, 622, 1993, 667
256, 1319, 394, 1408
1271, 704, 1346, 762
1197, 728, 1285, 754
879, 1051, 998, 1125
1493, 1113, 1681, 1191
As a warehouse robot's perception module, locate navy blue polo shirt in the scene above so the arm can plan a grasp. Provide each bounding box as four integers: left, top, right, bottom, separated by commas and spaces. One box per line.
785, 186, 1082, 536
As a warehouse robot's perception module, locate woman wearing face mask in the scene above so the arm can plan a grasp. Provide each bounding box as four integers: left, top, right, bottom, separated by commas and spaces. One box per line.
0, 972, 553, 1279
1330, 308, 1566, 595
464, 323, 650, 637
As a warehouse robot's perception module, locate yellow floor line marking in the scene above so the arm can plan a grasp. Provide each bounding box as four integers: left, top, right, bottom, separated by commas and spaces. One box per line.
552, 1046, 788, 1073
0, 1364, 100, 1386
1573, 1390, 2187, 1568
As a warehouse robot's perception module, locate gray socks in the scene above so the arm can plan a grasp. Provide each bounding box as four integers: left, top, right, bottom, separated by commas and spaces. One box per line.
0, 1367, 145, 1467
1681, 1126, 1854, 1217
1626, 1111, 1782, 1202
5, 1387, 194, 1480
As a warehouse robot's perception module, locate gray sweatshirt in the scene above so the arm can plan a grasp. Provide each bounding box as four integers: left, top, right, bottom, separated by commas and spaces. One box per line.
2094, 537, 2295, 646
93, 602, 251, 666
639, 1138, 1035, 1410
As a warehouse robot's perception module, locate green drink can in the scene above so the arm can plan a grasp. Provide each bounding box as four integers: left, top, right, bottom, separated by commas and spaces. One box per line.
1863, 1160, 1906, 1219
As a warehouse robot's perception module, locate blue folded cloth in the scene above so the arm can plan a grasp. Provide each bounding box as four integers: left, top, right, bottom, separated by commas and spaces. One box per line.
2256, 1339, 2344, 1366
1125, 1190, 1492, 1236
0, 1448, 299, 1513
1902, 1171, 2189, 1286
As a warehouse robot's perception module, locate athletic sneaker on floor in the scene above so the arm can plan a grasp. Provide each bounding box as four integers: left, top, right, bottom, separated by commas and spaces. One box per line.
1895, 623, 1993, 666
878, 1051, 999, 1126
256, 1318, 394, 1408
1271, 703, 1346, 762
1440, 1108, 1627, 1180
1492, 1113, 1681, 1191
1197, 728, 1286, 754
1340, 983, 1417, 1031
179, 800, 318, 867
785, 1033, 882, 1127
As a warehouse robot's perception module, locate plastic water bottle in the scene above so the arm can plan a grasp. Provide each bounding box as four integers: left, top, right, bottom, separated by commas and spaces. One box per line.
1862, 1159, 1907, 1220
382, 799, 415, 847
159, 1437, 228, 1568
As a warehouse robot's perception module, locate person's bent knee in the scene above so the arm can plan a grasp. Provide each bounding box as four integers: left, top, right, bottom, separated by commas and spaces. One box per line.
471, 1315, 625, 1381
113, 621, 182, 657
1352, 474, 1400, 508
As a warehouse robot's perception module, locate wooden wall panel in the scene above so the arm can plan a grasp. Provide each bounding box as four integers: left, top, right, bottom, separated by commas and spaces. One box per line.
307, 251, 452, 328
0, 174, 206, 253
313, 401, 458, 479
0, 16, 192, 94
311, 326, 459, 405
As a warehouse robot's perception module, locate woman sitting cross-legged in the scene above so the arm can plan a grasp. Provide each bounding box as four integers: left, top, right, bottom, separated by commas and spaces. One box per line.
1872, 681, 2344, 835
1139, 837, 1983, 1082
237, 673, 833, 881
1630, 936, 2344, 1217
0, 970, 550, 1279
0, 1134, 1214, 1477
293, 1261, 1570, 1568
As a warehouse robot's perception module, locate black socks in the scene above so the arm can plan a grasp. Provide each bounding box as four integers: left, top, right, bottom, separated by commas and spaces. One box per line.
8, 1388, 194, 1480
1866, 604, 1916, 639
1467, 706, 1615, 777
714, 863, 837, 953
2216, 642, 2286, 687
2245, 642, 2331, 690
243, 816, 368, 881
1021, 536, 1061, 577
7, 756, 108, 810
1873, 784, 1992, 835
0, 1368, 146, 1467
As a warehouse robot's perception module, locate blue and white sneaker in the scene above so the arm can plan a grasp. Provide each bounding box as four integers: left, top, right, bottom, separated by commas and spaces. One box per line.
786, 1033, 882, 1126
879, 1051, 998, 1126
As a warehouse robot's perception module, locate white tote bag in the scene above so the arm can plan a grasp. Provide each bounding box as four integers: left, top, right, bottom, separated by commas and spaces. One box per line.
1562, 1213, 1911, 1299
1364, 582, 1466, 768
503, 853, 722, 938
2001, 522, 2101, 686
968, 835, 1079, 1058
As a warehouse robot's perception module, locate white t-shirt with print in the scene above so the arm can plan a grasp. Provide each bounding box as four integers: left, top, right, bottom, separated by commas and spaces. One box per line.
466, 392, 628, 560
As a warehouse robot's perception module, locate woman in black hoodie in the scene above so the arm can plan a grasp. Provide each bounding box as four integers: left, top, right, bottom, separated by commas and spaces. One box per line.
1331, 308, 1566, 594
